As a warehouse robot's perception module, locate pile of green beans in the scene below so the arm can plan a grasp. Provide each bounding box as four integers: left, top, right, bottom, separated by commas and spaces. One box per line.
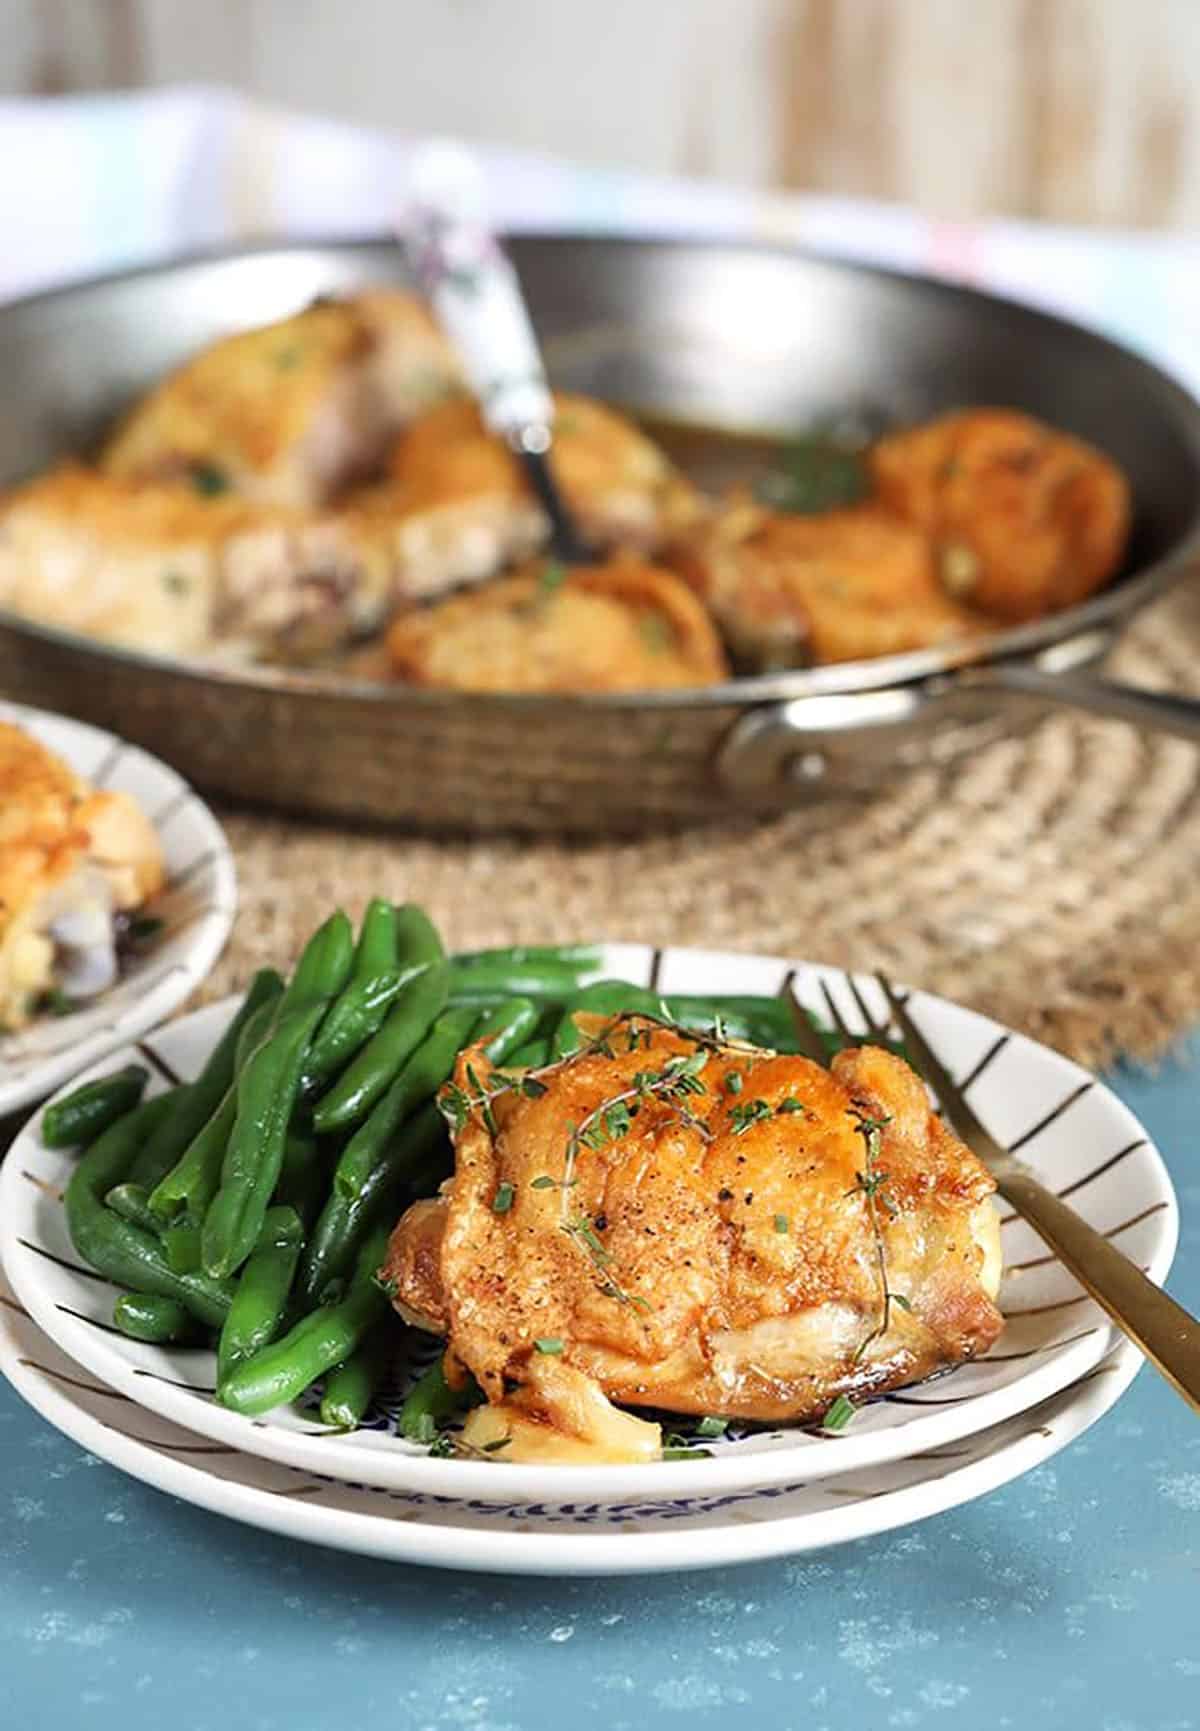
47, 906, 833, 1439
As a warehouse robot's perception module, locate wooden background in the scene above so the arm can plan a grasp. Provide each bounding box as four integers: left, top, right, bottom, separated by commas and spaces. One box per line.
3, 0, 1198, 227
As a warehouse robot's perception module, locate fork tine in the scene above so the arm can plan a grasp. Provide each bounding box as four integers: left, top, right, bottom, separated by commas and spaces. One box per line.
845, 972, 888, 1042
819, 979, 855, 1046
874, 973, 1009, 1166
784, 985, 832, 1064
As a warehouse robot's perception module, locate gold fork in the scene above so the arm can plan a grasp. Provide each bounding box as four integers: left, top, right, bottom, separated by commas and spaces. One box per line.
785, 971, 1200, 1414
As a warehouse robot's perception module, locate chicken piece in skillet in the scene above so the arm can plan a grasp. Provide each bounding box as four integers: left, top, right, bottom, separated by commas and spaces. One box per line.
378, 393, 702, 598
0, 720, 165, 1030
0, 465, 392, 663
385, 554, 728, 692
870, 408, 1131, 622
668, 499, 978, 669
102, 292, 461, 509
383, 1017, 1004, 1462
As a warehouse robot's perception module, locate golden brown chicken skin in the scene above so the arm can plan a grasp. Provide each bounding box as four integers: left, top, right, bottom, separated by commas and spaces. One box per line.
102, 292, 461, 510
384, 1018, 1003, 1462
669, 499, 978, 668
0, 465, 395, 663
870, 408, 1131, 622
0, 721, 164, 1029
385, 556, 728, 693
379, 393, 702, 597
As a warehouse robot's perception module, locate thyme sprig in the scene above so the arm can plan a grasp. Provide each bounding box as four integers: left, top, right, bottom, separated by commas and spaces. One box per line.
845, 1105, 905, 1362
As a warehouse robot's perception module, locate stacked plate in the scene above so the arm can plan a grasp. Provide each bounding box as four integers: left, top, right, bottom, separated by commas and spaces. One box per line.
0, 947, 1179, 1577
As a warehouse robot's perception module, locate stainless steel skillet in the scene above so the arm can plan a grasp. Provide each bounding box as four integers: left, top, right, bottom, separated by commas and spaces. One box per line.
0, 234, 1198, 835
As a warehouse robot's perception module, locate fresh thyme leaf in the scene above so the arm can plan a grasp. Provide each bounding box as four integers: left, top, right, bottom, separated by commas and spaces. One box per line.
371, 1272, 399, 1298
533, 1337, 564, 1355
774, 1213, 790, 1234
724, 1071, 744, 1095
520, 1075, 548, 1098
427, 1431, 456, 1457
438, 1084, 471, 1135
821, 1394, 856, 1433
481, 1435, 512, 1453
754, 434, 869, 516
531, 1174, 557, 1190
539, 559, 568, 598
39, 988, 74, 1018
775, 1095, 809, 1116
729, 1098, 772, 1135
190, 460, 229, 496
492, 1181, 515, 1215
891, 1292, 912, 1313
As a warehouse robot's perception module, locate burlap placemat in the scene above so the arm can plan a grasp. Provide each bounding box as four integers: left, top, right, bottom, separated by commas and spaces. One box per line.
201, 582, 1200, 1072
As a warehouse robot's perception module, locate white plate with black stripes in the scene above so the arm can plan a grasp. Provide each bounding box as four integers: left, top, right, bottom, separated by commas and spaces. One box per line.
0, 700, 236, 1115
0, 945, 1177, 1504
0, 1263, 1148, 1575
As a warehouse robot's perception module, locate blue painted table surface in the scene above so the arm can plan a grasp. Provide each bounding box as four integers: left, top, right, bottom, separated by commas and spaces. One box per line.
2, 1041, 1198, 1731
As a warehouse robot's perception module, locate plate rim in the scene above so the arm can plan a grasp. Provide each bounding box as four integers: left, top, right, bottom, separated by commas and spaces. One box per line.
0, 698, 237, 1114
0, 1280, 1145, 1576
0, 951, 1177, 1501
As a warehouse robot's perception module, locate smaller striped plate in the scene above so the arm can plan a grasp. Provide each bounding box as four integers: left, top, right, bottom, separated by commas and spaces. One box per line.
0, 700, 236, 1115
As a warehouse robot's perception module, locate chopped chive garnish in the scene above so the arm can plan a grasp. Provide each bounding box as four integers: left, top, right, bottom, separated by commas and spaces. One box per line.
492, 1182, 515, 1214
774, 1213, 790, 1234
534, 1337, 564, 1355
661, 1445, 713, 1461
695, 1416, 728, 1439
822, 1394, 856, 1433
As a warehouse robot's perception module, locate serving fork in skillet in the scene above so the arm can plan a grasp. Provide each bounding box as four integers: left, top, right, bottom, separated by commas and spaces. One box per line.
787, 972, 1200, 1414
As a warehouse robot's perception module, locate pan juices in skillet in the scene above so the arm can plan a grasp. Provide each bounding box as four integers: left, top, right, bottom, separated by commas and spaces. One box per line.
383, 1016, 1004, 1463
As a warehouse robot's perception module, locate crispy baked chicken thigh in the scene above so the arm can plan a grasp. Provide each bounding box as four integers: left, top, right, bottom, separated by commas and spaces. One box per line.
102, 292, 461, 509
0, 465, 393, 662
385, 555, 728, 692
870, 408, 1131, 621
378, 393, 702, 598
669, 500, 978, 669
384, 1018, 1003, 1462
0, 720, 165, 1029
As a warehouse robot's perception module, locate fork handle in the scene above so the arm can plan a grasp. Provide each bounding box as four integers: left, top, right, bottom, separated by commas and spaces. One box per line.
998, 1165, 1200, 1411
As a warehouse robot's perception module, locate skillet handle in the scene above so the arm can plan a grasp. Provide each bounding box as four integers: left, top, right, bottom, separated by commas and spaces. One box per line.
981, 663, 1200, 744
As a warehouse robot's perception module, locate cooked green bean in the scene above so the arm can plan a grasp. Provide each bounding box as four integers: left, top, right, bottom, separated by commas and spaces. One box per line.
277, 909, 355, 1014
505, 1036, 552, 1069
467, 997, 539, 1064
355, 898, 400, 974
333, 1006, 478, 1204
447, 957, 594, 1003
391, 903, 445, 971
112, 1292, 204, 1345
147, 994, 278, 1223
129, 969, 284, 1188
163, 1218, 202, 1274
104, 1182, 161, 1235
319, 1322, 394, 1430
273, 1130, 327, 1226
312, 961, 451, 1134
216, 1205, 305, 1384
65, 1098, 234, 1328
452, 943, 602, 969
298, 1101, 447, 1306
398, 1357, 482, 1443
301, 968, 419, 1094
552, 979, 666, 1057
216, 1227, 390, 1417
201, 999, 327, 1279
201, 916, 351, 1279
42, 1065, 149, 1150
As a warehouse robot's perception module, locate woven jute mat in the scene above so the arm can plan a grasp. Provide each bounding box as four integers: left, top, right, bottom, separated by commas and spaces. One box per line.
202, 582, 1200, 1072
